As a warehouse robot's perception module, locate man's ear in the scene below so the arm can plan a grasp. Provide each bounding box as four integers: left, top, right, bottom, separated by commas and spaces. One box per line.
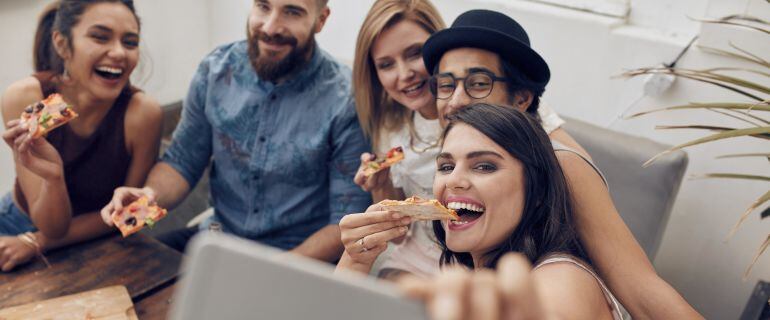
314, 6, 330, 34
513, 91, 534, 112
52, 31, 71, 60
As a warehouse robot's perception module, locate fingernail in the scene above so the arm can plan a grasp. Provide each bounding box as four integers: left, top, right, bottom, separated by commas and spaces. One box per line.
392, 212, 401, 219
400, 226, 408, 233
401, 217, 411, 225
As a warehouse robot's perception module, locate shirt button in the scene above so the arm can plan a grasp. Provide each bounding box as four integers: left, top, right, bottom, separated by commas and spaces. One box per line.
252, 174, 259, 180
270, 94, 277, 100
253, 208, 260, 213
259, 136, 266, 142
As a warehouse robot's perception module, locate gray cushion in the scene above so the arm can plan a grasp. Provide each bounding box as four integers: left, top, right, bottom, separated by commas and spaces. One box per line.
561, 116, 688, 260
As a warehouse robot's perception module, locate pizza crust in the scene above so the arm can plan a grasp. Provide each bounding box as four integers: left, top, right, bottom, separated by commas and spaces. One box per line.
378, 196, 459, 221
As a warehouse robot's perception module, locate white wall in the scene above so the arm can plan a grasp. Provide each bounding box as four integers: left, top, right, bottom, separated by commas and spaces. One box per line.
1, 0, 768, 318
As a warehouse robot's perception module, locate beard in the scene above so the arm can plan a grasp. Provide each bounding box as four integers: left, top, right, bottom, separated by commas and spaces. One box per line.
247, 26, 315, 82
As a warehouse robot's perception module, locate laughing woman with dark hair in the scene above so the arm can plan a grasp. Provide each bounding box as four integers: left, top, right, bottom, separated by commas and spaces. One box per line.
405, 103, 623, 319
0, 0, 162, 271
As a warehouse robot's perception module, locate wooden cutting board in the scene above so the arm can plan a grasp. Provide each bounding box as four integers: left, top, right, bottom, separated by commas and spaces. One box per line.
0, 285, 137, 320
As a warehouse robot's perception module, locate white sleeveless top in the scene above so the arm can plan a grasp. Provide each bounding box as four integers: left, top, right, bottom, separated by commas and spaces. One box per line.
534, 254, 625, 320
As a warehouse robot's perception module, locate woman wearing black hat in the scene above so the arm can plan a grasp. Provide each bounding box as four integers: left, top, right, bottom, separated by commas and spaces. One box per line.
417, 9, 700, 320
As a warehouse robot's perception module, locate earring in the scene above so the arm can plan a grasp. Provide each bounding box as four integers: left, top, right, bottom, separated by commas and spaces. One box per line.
62, 66, 70, 81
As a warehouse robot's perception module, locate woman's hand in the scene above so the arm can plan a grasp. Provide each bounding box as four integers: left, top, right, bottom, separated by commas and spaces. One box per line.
3, 119, 63, 181
0, 236, 37, 272
354, 152, 394, 192
397, 253, 543, 320
100, 186, 157, 226
338, 204, 411, 268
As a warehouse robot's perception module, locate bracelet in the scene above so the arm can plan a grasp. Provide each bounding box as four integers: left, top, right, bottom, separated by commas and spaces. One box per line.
17, 232, 51, 268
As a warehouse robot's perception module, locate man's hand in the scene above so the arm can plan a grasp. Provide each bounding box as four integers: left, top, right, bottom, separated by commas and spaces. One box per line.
100, 186, 156, 226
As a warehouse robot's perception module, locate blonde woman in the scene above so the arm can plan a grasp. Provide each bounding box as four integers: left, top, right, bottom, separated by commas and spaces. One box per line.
347, 0, 577, 279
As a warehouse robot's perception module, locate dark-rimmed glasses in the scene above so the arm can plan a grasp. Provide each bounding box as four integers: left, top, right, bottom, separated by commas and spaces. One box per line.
429, 71, 508, 100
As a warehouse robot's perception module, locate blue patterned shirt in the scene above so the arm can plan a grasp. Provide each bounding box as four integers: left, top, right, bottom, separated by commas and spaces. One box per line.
162, 41, 371, 250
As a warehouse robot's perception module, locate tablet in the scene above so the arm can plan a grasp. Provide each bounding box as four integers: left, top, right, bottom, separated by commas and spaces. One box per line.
169, 233, 427, 320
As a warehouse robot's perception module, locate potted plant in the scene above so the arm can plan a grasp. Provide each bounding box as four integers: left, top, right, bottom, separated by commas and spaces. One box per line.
622, 12, 769, 278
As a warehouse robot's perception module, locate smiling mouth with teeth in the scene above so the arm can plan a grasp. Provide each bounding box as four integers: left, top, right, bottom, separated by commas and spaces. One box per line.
447, 201, 485, 225
403, 80, 426, 93
95, 66, 124, 80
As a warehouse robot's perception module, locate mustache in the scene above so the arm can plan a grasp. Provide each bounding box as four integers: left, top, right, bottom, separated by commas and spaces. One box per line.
254, 31, 297, 46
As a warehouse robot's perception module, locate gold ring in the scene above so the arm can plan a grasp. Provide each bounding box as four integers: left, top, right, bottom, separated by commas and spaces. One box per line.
358, 237, 368, 252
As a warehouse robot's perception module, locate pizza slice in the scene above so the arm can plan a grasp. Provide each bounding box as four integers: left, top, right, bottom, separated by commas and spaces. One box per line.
20, 93, 78, 138
112, 196, 168, 237
363, 146, 405, 177
378, 196, 459, 221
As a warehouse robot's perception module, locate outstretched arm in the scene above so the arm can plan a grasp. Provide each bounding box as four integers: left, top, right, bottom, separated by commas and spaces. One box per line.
557, 151, 701, 319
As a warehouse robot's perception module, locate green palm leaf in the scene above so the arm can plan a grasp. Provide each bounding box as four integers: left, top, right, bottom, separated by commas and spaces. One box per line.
696, 18, 770, 35
626, 102, 770, 118
716, 153, 770, 159
727, 190, 770, 240
622, 67, 770, 100
644, 127, 770, 167
702, 68, 770, 78
699, 45, 770, 70
691, 173, 770, 182
744, 234, 770, 280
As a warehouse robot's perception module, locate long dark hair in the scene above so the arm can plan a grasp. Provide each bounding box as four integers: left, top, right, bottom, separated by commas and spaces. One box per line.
33, 0, 140, 73
433, 103, 588, 269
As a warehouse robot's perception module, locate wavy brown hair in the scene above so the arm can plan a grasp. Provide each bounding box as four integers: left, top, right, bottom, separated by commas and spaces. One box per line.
433, 103, 588, 269
353, 0, 445, 150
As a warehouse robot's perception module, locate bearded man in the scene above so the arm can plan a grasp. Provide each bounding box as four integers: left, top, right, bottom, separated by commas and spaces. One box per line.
100, 0, 371, 262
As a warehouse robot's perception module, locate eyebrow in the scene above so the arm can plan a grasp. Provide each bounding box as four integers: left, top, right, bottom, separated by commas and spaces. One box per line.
89, 25, 139, 38
437, 150, 505, 160
284, 4, 308, 14
404, 43, 423, 52
467, 67, 495, 74
437, 67, 496, 78
467, 150, 505, 160
374, 43, 423, 61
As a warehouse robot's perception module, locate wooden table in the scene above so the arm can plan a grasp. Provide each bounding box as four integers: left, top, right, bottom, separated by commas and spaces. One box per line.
0, 233, 182, 319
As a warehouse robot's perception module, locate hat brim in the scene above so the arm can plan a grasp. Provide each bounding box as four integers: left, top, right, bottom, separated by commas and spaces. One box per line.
423, 26, 550, 86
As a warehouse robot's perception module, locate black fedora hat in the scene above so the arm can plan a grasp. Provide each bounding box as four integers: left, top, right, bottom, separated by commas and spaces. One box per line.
423, 9, 550, 87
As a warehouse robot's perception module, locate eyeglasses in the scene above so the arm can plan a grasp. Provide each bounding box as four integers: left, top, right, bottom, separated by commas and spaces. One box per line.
429, 71, 508, 100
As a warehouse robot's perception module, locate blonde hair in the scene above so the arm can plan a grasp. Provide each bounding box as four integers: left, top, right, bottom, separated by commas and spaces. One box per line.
353, 0, 445, 150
